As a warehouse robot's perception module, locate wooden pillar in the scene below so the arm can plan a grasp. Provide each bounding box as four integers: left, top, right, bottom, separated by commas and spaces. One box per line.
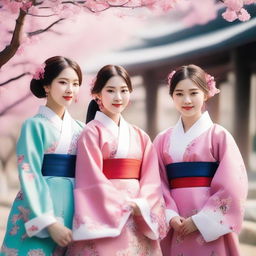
142, 70, 158, 139
232, 48, 251, 166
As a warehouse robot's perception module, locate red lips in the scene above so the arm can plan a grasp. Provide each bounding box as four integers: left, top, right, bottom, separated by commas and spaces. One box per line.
182, 106, 193, 110
63, 96, 72, 101
112, 104, 122, 108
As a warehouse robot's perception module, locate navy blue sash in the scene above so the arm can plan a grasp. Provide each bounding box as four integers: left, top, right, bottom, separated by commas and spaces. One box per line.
166, 162, 219, 188
41, 154, 76, 178
166, 161, 219, 179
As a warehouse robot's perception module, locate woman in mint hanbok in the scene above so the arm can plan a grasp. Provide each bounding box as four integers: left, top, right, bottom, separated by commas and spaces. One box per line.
0, 56, 84, 256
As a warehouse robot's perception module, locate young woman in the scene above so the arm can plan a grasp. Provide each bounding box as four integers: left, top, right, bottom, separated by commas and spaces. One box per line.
66, 65, 166, 255
154, 64, 248, 256
0, 56, 84, 255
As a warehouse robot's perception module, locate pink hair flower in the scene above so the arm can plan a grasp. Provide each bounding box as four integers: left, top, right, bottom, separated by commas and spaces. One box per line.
89, 76, 96, 89
33, 63, 46, 80
205, 73, 220, 97
167, 70, 176, 85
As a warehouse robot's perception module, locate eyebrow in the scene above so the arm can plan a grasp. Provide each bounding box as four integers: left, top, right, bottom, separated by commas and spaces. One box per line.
58, 77, 79, 81
105, 85, 128, 89
174, 88, 199, 92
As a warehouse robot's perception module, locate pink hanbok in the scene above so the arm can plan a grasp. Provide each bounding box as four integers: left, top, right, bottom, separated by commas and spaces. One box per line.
153, 111, 248, 256
67, 111, 166, 256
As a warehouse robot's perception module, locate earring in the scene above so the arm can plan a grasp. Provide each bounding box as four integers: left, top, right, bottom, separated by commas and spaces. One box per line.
96, 98, 104, 110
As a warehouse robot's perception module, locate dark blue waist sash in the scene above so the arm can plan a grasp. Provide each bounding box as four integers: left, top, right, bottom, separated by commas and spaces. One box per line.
166, 161, 219, 179
41, 154, 76, 178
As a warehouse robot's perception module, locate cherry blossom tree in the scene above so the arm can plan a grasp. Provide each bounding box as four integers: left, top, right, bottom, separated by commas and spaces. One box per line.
0, 0, 254, 69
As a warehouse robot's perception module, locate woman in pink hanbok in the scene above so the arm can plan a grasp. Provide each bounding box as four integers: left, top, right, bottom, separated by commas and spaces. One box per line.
67, 65, 167, 255
153, 64, 248, 256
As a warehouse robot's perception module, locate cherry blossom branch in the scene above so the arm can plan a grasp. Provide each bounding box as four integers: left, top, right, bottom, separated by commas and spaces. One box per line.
0, 9, 26, 69
27, 18, 65, 37
0, 72, 31, 87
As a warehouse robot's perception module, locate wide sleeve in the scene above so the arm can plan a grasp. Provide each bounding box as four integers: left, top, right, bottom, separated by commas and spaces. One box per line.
153, 133, 179, 224
128, 131, 168, 240
16, 119, 57, 238
191, 128, 248, 242
72, 126, 132, 241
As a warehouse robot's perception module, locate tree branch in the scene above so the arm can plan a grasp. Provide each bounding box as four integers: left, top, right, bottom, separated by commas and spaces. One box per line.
0, 9, 27, 69
28, 18, 65, 37
0, 72, 31, 87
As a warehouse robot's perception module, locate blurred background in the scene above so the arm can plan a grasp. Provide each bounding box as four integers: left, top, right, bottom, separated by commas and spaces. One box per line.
0, 0, 256, 254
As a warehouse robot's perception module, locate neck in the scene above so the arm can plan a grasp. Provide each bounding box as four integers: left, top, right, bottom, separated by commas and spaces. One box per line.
181, 112, 202, 132
101, 110, 121, 126
46, 101, 65, 119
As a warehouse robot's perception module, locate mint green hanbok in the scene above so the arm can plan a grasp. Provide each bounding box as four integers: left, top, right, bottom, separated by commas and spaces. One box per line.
0, 106, 84, 256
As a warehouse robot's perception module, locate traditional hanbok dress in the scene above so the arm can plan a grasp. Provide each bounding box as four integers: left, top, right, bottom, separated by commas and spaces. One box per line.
0, 106, 84, 256
153, 111, 248, 256
66, 111, 167, 256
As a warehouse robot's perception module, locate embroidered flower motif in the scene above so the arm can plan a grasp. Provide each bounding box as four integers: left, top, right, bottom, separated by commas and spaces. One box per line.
215, 197, 232, 215
11, 214, 21, 224
17, 155, 24, 164
45, 141, 58, 153
196, 235, 205, 245
22, 163, 30, 172
33, 63, 46, 80
9, 225, 19, 235
0, 245, 18, 256
27, 249, 46, 256
73, 214, 84, 230
18, 206, 30, 222
27, 225, 39, 233
68, 133, 80, 154
205, 73, 220, 97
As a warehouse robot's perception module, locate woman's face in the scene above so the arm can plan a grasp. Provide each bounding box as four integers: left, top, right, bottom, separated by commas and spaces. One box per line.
97, 75, 130, 121
44, 67, 80, 113
172, 78, 207, 119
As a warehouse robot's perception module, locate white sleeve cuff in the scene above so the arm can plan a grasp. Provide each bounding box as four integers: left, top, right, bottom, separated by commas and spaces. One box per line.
25, 212, 57, 237
128, 198, 159, 240
166, 209, 179, 223
192, 210, 231, 242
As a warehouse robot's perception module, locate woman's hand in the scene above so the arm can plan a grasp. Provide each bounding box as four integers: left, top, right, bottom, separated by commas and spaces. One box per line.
179, 217, 198, 237
169, 216, 185, 233
47, 222, 72, 247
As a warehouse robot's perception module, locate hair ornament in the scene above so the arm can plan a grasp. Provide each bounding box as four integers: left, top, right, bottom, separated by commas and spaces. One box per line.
205, 73, 220, 97
33, 63, 46, 80
167, 70, 176, 85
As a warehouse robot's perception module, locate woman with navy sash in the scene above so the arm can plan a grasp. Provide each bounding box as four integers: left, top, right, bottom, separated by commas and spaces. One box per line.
0, 56, 84, 255
153, 64, 248, 256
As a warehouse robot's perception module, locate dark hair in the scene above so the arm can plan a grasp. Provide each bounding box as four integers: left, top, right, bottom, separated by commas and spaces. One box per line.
86, 65, 132, 123
168, 64, 209, 96
30, 56, 82, 98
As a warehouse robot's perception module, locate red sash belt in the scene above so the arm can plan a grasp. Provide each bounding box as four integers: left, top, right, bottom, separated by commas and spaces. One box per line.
169, 177, 212, 189
103, 158, 141, 179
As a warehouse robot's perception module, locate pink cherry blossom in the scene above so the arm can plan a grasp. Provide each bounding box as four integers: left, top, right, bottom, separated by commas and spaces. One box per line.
222, 9, 238, 22
238, 8, 251, 21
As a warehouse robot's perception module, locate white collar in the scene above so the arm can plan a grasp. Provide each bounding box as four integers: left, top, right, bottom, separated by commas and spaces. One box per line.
38, 106, 73, 154
94, 111, 119, 137
170, 111, 213, 162
94, 111, 129, 158
38, 105, 63, 131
